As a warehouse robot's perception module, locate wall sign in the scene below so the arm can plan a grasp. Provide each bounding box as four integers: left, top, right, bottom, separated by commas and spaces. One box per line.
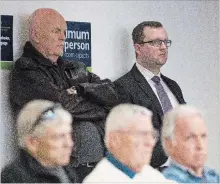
62, 21, 91, 69
1, 15, 13, 62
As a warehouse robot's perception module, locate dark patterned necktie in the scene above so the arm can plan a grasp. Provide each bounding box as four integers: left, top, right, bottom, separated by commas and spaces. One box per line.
151, 76, 173, 113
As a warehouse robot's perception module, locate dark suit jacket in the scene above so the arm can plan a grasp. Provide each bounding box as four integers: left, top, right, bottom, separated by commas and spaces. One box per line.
114, 64, 186, 168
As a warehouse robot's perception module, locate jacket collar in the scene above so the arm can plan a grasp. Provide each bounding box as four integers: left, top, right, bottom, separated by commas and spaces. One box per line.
19, 149, 64, 181
131, 64, 185, 117
131, 64, 164, 118
23, 41, 61, 67
160, 74, 184, 104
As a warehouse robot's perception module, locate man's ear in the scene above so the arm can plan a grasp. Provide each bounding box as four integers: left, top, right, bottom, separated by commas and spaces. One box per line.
25, 135, 39, 153
30, 29, 40, 43
164, 137, 174, 155
108, 132, 121, 149
134, 43, 142, 56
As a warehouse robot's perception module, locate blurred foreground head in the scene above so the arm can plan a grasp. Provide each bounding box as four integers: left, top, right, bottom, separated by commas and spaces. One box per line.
105, 103, 157, 172
17, 99, 73, 167
162, 104, 208, 175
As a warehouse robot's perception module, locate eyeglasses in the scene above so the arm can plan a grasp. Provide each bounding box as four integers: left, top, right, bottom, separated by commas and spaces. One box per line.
31, 103, 61, 131
139, 39, 172, 47
119, 129, 159, 141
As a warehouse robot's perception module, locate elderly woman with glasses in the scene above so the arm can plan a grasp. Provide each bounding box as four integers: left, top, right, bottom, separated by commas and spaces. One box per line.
1, 99, 76, 183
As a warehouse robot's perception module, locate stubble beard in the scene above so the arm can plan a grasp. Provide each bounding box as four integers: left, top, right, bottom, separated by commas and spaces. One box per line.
140, 58, 163, 73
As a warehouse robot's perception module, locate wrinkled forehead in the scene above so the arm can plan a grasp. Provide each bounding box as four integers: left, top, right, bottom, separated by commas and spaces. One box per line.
46, 122, 72, 135
128, 115, 153, 131
175, 114, 207, 134
43, 15, 66, 27
32, 9, 67, 30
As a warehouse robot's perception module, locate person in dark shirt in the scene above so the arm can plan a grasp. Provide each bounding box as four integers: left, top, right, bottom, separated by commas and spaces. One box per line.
1, 99, 76, 183
161, 105, 219, 183
9, 8, 119, 182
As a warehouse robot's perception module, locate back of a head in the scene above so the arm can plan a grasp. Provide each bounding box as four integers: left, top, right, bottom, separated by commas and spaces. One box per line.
105, 103, 152, 135
17, 99, 72, 149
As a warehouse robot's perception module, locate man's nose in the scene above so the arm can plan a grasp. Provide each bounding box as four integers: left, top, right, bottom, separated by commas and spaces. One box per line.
160, 41, 167, 49
64, 134, 74, 148
69, 137, 74, 148
143, 138, 155, 148
196, 137, 204, 150
59, 31, 66, 41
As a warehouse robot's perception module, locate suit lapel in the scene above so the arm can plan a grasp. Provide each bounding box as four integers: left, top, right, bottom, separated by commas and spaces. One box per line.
131, 65, 164, 118
161, 75, 183, 104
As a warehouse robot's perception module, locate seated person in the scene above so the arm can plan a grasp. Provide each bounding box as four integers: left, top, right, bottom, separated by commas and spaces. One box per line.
9, 8, 119, 182
83, 104, 174, 183
161, 104, 220, 183
1, 100, 76, 183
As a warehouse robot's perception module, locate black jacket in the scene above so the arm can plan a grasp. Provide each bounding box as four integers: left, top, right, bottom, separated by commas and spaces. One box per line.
10, 42, 119, 167
1, 149, 76, 183
114, 64, 186, 168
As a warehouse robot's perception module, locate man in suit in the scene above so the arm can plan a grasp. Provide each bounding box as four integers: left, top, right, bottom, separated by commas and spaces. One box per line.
114, 21, 186, 169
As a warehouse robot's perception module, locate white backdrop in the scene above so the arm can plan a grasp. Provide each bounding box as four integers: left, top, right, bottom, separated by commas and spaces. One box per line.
0, 1, 219, 172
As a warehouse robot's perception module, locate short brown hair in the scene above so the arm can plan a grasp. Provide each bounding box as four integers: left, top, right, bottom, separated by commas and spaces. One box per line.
132, 21, 163, 44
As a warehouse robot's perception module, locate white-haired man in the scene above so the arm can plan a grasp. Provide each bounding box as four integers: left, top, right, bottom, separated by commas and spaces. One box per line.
161, 104, 219, 183
1, 100, 76, 183
83, 104, 174, 183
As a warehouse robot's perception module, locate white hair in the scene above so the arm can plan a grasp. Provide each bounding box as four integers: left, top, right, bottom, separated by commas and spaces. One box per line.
17, 99, 72, 148
105, 103, 152, 144
161, 104, 203, 155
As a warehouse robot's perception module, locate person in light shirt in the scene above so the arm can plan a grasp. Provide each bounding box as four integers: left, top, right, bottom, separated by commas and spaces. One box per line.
161, 104, 220, 183
83, 103, 175, 183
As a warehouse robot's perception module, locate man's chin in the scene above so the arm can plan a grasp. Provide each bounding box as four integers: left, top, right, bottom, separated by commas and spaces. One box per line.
55, 50, 64, 57
59, 159, 70, 166
160, 59, 167, 64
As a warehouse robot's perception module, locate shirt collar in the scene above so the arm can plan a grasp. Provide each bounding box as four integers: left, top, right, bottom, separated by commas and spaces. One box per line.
106, 152, 136, 178
170, 159, 207, 178
136, 62, 161, 82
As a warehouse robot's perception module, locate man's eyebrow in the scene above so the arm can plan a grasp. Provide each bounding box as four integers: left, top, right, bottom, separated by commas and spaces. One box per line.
55, 27, 61, 31
52, 27, 63, 32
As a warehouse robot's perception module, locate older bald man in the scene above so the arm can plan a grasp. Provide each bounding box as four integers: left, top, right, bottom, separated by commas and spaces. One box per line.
9, 8, 119, 182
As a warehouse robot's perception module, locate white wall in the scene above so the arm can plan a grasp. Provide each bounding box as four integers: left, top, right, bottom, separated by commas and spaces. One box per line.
0, 1, 219, 172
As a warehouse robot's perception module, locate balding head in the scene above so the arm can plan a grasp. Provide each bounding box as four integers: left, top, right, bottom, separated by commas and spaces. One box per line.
29, 8, 67, 63
29, 8, 63, 38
